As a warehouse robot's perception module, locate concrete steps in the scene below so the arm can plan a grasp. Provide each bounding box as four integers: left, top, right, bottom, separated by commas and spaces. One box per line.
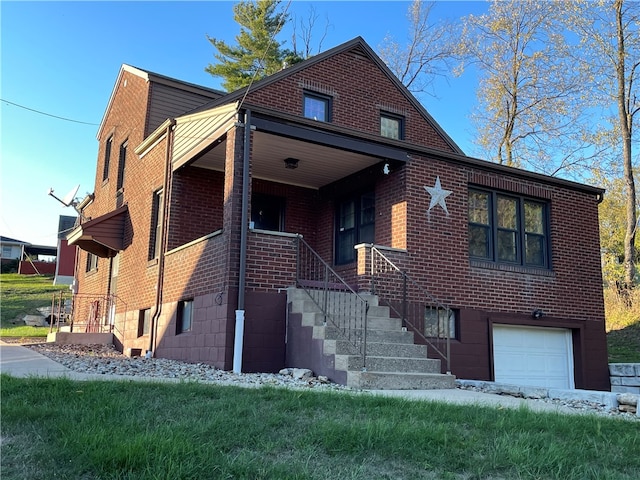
288, 287, 455, 390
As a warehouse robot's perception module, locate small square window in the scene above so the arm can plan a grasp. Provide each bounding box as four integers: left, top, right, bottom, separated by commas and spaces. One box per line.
85, 253, 98, 272
177, 299, 193, 334
138, 308, 151, 337
425, 307, 456, 339
303, 92, 331, 122
380, 113, 404, 140
2, 246, 13, 258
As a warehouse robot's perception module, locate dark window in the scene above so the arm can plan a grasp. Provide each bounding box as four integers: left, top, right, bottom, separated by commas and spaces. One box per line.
116, 140, 128, 191
85, 253, 98, 272
176, 299, 193, 334
148, 189, 164, 260
102, 136, 113, 182
303, 91, 331, 122
336, 192, 375, 265
138, 308, 151, 337
425, 307, 457, 339
469, 188, 550, 268
251, 194, 285, 231
380, 112, 404, 140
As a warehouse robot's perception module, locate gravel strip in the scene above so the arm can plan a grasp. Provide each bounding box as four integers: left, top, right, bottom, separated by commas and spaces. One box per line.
27, 343, 349, 391
26, 343, 639, 420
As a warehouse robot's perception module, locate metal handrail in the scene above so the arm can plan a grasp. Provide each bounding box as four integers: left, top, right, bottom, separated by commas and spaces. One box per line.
49, 292, 126, 338
295, 235, 369, 370
370, 246, 451, 373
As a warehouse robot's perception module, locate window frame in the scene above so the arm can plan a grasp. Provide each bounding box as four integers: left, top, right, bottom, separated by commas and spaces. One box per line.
148, 188, 164, 261
85, 253, 98, 272
251, 193, 285, 232
176, 299, 193, 334
380, 112, 405, 140
424, 307, 458, 340
303, 91, 332, 122
468, 187, 551, 269
138, 308, 151, 337
116, 139, 128, 191
335, 191, 375, 265
102, 135, 113, 182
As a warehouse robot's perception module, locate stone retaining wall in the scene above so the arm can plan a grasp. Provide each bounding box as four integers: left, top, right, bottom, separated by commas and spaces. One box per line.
458, 379, 639, 417
609, 363, 640, 394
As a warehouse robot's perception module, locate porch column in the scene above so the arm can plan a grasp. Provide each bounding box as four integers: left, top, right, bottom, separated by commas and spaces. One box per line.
355, 243, 373, 294
221, 114, 251, 370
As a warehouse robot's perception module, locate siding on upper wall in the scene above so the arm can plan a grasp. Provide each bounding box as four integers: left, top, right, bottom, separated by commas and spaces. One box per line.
146, 83, 221, 137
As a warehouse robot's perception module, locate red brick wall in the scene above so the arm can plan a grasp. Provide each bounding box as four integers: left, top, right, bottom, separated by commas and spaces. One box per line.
246, 48, 455, 152
168, 167, 224, 250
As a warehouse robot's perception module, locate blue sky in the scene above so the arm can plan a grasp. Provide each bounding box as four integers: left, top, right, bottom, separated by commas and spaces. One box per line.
1, 0, 487, 247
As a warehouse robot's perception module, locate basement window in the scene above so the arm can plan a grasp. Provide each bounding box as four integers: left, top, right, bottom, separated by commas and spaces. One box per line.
176, 299, 193, 334
138, 308, 151, 337
424, 307, 457, 339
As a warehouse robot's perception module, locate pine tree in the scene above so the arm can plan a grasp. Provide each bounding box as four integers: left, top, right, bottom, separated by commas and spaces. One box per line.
206, 0, 291, 92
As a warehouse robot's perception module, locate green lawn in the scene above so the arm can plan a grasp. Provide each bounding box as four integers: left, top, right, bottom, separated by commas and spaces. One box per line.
1, 375, 638, 480
0, 274, 69, 338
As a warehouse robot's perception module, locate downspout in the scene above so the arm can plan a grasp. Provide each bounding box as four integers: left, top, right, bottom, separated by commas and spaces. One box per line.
148, 118, 176, 357
233, 109, 251, 373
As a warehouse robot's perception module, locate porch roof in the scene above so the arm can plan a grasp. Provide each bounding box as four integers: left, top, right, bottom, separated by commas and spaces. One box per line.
171, 104, 409, 190
66, 205, 128, 258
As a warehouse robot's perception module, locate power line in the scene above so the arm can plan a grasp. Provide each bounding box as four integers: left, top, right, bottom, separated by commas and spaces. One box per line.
0, 98, 100, 126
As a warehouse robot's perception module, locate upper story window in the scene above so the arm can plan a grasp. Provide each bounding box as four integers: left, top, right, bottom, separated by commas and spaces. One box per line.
102, 136, 113, 182
380, 112, 404, 140
468, 188, 550, 269
116, 140, 128, 191
303, 91, 331, 122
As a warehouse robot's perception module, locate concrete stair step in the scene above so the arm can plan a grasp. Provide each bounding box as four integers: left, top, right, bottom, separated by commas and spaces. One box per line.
347, 371, 456, 390
287, 287, 379, 307
334, 340, 427, 357
336, 355, 442, 374
318, 326, 414, 344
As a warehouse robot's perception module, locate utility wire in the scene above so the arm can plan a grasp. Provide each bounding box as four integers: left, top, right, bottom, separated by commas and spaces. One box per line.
0, 98, 100, 126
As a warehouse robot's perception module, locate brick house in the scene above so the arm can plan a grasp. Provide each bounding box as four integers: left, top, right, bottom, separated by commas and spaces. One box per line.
68, 37, 609, 390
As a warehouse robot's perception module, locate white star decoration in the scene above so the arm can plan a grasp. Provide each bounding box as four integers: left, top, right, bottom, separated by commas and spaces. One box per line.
424, 176, 452, 215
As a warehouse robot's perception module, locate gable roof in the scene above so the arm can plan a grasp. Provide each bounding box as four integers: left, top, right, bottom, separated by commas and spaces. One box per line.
0, 236, 29, 245
96, 64, 225, 140
190, 36, 464, 154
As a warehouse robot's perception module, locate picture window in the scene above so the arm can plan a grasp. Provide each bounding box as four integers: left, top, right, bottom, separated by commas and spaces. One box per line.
469, 188, 550, 268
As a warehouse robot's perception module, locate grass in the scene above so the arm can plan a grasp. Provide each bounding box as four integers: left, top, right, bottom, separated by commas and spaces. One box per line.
1, 375, 638, 480
605, 287, 640, 363
0, 273, 68, 338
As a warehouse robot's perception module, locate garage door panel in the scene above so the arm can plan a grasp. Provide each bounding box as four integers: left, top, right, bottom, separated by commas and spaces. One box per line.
493, 325, 574, 389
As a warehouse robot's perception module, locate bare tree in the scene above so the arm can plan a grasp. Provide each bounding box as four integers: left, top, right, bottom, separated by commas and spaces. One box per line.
378, 0, 457, 96
567, 0, 640, 290
290, 4, 330, 59
458, 0, 591, 175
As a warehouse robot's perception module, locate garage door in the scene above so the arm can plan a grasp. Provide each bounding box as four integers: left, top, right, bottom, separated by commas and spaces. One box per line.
493, 325, 574, 389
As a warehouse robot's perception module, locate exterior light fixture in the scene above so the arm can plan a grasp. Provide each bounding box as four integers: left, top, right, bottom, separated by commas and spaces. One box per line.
284, 157, 299, 169
532, 309, 544, 319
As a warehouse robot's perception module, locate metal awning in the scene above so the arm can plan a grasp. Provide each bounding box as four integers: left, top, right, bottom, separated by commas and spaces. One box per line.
67, 205, 128, 258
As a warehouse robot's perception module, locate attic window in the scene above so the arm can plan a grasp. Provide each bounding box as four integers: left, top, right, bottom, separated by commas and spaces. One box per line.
303, 91, 331, 122
380, 112, 404, 140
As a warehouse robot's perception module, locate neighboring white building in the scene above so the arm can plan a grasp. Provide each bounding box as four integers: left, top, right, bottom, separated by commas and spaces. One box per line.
0, 236, 28, 262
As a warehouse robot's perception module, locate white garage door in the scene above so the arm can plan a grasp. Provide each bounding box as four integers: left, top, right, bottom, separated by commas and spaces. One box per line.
493, 325, 574, 389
